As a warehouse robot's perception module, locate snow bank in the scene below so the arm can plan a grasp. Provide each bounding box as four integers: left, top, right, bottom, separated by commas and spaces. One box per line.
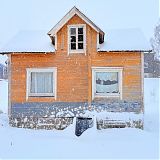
0, 80, 8, 113
144, 78, 160, 133
0, 55, 7, 65
0, 78, 159, 159
0, 113, 158, 159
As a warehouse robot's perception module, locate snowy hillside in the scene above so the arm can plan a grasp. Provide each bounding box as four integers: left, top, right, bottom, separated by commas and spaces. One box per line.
0, 78, 159, 159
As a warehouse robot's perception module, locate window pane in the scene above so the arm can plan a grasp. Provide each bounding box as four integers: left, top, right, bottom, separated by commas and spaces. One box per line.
71, 43, 76, 50
78, 43, 83, 49
71, 36, 76, 42
70, 28, 76, 35
30, 72, 53, 94
78, 35, 83, 41
96, 72, 119, 94
31, 72, 36, 93
78, 28, 83, 34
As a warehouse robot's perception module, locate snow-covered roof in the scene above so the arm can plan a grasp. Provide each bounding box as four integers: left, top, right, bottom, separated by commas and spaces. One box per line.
0, 30, 55, 53
0, 7, 151, 54
0, 29, 151, 54
98, 28, 151, 52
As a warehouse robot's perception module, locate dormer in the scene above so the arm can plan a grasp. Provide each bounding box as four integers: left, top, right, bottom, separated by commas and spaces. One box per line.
47, 6, 104, 53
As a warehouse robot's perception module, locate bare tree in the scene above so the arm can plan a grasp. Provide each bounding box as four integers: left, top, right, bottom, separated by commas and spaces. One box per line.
150, 19, 160, 60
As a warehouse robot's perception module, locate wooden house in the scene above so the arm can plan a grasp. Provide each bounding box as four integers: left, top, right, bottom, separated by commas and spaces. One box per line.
0, 7, 151, 129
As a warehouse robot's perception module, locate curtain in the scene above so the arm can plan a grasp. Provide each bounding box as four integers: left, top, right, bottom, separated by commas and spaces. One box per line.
96, 72, 119, 93
30, 72, 53, 94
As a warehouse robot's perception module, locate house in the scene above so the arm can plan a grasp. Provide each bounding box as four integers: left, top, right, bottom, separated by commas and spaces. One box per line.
0, 7, 151, 129
0, 63, 7, 80
144, 53, 160, 78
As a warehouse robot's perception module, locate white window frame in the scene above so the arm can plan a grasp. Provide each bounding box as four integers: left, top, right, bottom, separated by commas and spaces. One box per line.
92, 67, 123, 100
68, 24, 86, 54
26, 68, 57, 98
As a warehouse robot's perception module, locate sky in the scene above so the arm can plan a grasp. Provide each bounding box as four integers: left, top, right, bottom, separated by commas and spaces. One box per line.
0, 0, 159, 64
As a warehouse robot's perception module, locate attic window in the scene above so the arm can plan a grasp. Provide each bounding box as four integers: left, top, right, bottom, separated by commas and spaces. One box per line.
68, 24, 86, 54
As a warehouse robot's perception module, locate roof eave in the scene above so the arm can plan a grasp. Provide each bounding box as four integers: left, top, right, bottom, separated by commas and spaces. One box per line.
98, 49, 152, 53
0, 51, 55, 54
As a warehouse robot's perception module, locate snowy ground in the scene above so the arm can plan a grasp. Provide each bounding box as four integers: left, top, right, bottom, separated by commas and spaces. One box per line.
0, 78, 159, 159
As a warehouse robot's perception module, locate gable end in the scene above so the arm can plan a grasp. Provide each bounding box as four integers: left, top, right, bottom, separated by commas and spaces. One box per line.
47, 6, 104, 45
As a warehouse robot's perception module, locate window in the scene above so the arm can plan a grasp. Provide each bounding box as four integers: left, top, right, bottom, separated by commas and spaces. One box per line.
92, 67, 123, 99
68, 25, 86, 53
27, 68, 57, 97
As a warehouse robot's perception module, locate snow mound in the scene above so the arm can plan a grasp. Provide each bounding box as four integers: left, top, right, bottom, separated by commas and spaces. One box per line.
56, 110, 74, 117
0, 80, 8, 113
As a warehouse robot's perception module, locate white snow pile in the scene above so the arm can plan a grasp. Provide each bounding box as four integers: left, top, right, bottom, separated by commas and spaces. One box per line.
56, 110, 74, 117
0, 80, 8, 113
0, 78, 159, 159
80, 110, 143, 121
0, 55, 7, 65
97, 112, 143, 121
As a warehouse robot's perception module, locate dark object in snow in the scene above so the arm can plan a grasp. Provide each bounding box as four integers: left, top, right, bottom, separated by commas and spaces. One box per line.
75, 117, 93, 137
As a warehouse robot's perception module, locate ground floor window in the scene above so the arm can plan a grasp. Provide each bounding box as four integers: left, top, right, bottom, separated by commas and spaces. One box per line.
92, 67, 123, 99
27, 68, 57, 97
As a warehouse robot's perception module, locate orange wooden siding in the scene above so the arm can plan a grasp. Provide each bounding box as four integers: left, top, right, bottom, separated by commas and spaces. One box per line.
10, 14, 143, 104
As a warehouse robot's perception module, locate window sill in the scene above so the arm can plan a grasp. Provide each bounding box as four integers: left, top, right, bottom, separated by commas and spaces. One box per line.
28, 94, 55, 97
93, 94, 122, 100
28, 96, 55, 98
26, 95, 56, 102
69, 50, 85, 54
94, 94, 120, 98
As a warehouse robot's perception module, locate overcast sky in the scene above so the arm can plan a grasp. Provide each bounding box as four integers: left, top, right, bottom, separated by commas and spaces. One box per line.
0, 0, 159, 64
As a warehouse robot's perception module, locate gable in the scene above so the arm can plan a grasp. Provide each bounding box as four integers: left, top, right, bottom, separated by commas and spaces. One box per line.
48, 6, 104, 44
48, 6, 104, 36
